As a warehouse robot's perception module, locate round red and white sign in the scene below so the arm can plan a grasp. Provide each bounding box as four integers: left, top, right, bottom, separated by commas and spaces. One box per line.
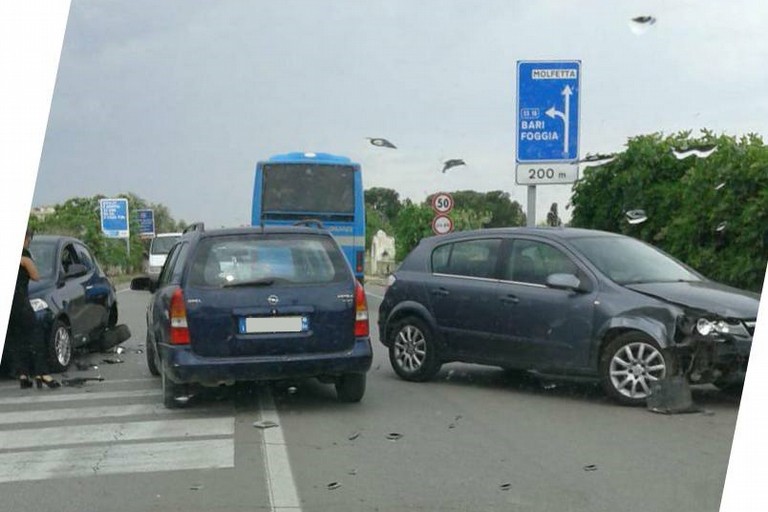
432, 214, 454, 235
431, 193, 454, 214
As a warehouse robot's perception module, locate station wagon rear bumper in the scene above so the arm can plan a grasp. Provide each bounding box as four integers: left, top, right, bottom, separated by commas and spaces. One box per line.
160, 337, 373, 384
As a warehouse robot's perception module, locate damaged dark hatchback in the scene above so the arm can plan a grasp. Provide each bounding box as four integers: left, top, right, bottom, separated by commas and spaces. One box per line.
378, 227, 760, 406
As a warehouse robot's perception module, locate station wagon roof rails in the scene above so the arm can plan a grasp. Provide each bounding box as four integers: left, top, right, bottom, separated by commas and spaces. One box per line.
292, 218, 325, 229
183, 222, 205, 234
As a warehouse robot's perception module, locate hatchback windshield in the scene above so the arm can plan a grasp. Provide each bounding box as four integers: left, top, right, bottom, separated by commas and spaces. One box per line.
570, 235, 702, 285
28, 240, 58, 279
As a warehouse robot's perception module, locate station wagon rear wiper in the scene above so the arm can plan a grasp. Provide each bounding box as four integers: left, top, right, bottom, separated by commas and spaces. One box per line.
222, 278, 275, 288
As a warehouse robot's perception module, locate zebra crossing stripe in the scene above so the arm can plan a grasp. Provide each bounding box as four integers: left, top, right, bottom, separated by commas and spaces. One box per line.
0, 389, 162, 406
0, 403, 175, 425
0, 438, 234, 483
0, 417, 233, 451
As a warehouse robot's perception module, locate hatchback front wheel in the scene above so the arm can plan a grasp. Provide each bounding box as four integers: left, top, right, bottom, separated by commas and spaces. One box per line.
600, 332, 674, 406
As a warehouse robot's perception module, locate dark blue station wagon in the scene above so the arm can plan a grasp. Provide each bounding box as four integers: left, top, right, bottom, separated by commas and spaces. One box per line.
378, 227, 759, 406
132, 224, 372, 408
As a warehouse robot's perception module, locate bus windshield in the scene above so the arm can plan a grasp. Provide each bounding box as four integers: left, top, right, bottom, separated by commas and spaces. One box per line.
262, 164, 355, 214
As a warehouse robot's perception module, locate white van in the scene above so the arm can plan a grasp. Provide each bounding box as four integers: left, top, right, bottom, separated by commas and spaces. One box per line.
147, 232, 182, 279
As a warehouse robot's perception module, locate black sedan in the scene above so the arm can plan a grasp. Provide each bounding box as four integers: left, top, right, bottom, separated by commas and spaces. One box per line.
378, 227, 760, 406
25, 235, 122, 371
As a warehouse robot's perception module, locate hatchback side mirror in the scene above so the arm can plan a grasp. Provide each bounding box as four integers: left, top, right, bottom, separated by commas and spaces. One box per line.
546, 273, 585, 292
130, 276, 156, 293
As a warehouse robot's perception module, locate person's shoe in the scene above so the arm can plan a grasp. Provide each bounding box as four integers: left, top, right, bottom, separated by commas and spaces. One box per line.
19, 375, 33, 389
35, 375, 61, 389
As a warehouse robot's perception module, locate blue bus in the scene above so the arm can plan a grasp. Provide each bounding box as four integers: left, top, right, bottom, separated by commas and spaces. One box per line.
251, 152, 366, 281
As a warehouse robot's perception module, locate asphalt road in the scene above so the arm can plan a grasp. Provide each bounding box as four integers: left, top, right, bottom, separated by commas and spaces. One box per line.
0, 283, 741, 512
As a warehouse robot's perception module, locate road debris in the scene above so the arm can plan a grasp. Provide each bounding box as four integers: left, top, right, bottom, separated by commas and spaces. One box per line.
190, 484, 203, 491
102, 358, 123, 364
347, 469, 358, 476
327, 482, 341, 490
386, 432, 403, 441
348, 431, 361, 441
583, 464, 598, 472
62, 376, 105, 387
253, 420, 279, 429
499, 483, 512, 491
74, 361, 99, 371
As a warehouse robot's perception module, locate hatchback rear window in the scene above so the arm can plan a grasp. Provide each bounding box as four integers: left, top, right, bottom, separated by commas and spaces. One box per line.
187, 234, 350, 287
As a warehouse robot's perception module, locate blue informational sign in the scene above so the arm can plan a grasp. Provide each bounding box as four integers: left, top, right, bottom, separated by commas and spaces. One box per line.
99, 198, 129, 238
516, 60, 581, 163
137, 209, 155, 238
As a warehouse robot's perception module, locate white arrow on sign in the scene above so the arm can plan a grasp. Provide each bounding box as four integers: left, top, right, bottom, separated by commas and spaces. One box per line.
545, 85, 573, 154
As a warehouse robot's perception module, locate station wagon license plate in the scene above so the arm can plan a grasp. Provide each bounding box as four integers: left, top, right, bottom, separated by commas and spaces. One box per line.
239, 316, 308, 334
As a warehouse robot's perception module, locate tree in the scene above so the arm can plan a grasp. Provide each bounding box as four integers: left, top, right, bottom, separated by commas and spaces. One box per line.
392, 201, 433, 261
546, 203, 562, 227
30, 193, 185, 274
428, 190, 526, 228
571, 130, 768, 292
365, 187, 401, 224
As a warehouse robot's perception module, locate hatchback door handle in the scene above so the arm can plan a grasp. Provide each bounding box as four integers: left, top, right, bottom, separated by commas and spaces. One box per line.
431, 288, 450, 297
500, 295, 519, 304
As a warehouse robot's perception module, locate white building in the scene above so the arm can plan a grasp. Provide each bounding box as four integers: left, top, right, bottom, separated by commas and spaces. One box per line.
370, 229, 396, 276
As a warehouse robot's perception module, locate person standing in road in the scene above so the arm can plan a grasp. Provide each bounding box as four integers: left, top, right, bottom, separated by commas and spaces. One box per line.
7, 229, 60, 389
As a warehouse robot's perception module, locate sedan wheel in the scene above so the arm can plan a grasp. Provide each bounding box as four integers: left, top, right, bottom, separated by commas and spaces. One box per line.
601, 333, 672, 406
388, 316, 441, 382
49, 320, 73, 372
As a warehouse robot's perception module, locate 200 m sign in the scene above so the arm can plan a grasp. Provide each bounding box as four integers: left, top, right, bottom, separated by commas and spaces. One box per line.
514, 163, 579, 185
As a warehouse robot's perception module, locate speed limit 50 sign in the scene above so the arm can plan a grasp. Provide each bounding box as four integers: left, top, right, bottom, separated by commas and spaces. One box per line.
431, 192, 454, 214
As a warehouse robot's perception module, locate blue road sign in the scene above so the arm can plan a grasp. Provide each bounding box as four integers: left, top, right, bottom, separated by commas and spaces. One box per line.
137, 209, 155, 238
516, 60, 581, 163
100, 198, 129, 238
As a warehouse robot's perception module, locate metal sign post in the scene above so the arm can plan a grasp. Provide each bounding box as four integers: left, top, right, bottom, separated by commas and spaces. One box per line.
516, 60, 581, 226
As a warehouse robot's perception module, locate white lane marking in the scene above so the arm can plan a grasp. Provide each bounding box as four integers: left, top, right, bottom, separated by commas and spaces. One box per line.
0, 389, 161, 406
0, 377, 159, 390
0, 417, 233, 451
0, 403, 175, 425
258, 386, 302, 512
0, 438, 233, 483
366, 291, 384, 300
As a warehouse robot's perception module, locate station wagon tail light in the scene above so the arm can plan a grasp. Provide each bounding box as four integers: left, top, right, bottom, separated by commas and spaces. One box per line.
354, 280, 369, 337
169, 288, 190, 345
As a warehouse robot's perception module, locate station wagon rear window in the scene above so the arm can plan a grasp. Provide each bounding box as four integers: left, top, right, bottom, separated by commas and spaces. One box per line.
187, 235, 350, 287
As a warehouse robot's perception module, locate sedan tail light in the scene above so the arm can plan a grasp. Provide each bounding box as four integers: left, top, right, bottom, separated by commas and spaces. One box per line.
169, 287, 190, 345
354, 280, 369, 337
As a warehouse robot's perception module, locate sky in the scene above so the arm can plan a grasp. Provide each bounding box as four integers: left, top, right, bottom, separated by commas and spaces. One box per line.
30, 0, 768, 228
1, 3, 768, 510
